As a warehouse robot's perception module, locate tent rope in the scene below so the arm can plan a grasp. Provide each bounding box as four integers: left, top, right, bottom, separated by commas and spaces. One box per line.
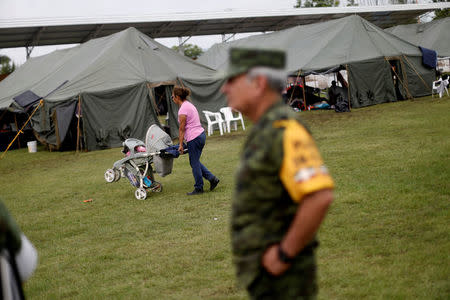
385, 57, 414, 100
0, 99, 43, 159
402, 55, 431, 90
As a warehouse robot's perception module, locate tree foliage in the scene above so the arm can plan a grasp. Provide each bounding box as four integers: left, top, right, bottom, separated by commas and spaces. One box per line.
295, 0, 339, 8
433, 0, 449, 20
0, 55, 15, 75
171, 43, 204, 60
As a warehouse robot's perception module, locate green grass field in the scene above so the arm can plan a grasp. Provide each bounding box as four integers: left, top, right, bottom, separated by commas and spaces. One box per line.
1, 96, 449, 299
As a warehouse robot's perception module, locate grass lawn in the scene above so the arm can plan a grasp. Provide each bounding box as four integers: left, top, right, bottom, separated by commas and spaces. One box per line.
0, 96, 449, 299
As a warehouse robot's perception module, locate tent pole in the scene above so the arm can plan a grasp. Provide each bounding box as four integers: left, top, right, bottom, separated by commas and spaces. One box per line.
302, 75, 307, 108
399, 58, 409, 95
14, 113, 21, 149
288, 69, 302, 106
402, 55, 431, 90
146, 83, 160, 116
385, 58, 414, 100
177, 78, 186, 88
76, 95, 81, 153
1, 100, 43, 159
345, 64, 352, 111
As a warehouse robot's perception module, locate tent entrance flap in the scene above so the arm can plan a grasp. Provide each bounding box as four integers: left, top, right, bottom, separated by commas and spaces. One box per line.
55, 102, 77, 147
148, 84, 177, 138
347, 60, 397, 108
388, 59, 406, 101
82, 83, 160, 151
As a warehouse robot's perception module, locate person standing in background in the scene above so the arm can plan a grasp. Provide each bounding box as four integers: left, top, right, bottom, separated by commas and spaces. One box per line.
172, 86, 220, 195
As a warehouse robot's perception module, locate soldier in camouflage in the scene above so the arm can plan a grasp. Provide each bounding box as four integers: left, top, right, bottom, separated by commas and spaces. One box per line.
220, 48, 335, 299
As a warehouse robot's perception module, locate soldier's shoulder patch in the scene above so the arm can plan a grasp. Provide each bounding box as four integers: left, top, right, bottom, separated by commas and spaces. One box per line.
277, 120, 334, 202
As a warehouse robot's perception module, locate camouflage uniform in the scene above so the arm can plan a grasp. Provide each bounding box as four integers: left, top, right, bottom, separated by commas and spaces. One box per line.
231, 100, 334, 299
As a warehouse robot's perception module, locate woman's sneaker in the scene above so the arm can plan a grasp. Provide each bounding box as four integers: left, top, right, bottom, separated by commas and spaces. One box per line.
210, 177, 220, 191
187, 188, 203, 196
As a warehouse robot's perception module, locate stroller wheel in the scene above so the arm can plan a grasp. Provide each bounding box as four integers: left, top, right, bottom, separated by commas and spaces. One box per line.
150, 182, 162, 192
104, 169, 118, 183
113, 169, 120, 181
135, 188, 147, 200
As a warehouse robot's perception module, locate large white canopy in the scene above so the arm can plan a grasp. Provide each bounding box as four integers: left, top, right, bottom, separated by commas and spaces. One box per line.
1, 4, 449, 49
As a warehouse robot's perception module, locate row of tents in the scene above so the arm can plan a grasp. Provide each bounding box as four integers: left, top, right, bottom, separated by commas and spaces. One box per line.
0, 15, 448, 152
0, 28, 226, 151
198, 15, 444, 108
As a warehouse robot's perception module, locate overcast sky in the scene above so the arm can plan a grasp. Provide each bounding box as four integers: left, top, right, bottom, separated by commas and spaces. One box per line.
0, 0, 435, 65
0, 0, 300, 65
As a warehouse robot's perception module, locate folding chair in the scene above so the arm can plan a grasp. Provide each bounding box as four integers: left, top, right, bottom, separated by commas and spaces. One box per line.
432, 78, 449, 98
219, 107, 245, 133
202, 111, 226, 136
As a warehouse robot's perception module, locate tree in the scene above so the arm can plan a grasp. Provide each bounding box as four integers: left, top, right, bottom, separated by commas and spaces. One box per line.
171, 43, 204, 60
295, 0, 339, 8
433, 0, 449, 20
347, 0, 358, 6
0, 55, 15, 75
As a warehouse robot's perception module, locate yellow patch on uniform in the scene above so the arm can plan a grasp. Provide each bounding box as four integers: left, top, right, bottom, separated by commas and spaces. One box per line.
274, 120, 334, 203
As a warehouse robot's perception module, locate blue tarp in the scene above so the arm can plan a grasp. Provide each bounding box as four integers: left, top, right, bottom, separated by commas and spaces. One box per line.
419, 47, 437, 68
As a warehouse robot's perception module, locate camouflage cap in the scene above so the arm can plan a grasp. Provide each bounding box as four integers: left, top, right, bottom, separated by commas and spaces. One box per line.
221, 48, 286, 80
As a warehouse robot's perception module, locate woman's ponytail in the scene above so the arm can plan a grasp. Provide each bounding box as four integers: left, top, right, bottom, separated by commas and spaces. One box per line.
173, 86, 191, 101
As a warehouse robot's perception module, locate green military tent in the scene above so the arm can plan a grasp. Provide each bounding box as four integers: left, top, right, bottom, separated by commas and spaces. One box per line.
0, 27, 226, 151
385, 17, 450, 58
198, 15, 436, 108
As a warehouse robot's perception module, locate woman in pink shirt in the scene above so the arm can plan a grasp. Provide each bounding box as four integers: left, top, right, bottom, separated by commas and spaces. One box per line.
172, 86, 220, 195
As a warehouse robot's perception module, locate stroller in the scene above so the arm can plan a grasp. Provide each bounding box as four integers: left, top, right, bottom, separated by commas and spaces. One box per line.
104, 124, 184, 200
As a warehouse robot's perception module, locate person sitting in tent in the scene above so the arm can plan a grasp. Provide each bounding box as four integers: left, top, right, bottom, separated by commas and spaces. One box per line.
328, 80, 349, 106
328, 81, 339, 106
328, 80, 350, 112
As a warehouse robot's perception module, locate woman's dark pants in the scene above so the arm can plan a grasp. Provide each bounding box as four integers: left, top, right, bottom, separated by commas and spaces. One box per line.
187, 131, 215, 190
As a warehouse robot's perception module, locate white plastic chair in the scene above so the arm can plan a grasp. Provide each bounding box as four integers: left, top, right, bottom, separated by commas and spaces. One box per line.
432, 78, 449, 98
219, 107, 245, 133
203, 111, 226, 136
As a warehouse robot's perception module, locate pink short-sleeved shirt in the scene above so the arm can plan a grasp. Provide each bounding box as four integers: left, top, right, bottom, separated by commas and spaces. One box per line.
178, 101, 204, 142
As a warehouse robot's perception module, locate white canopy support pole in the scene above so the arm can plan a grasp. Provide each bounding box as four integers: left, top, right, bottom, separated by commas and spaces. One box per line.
222, 33, 236, 43
25, 27, 45, 60
178, 36, 192, 55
